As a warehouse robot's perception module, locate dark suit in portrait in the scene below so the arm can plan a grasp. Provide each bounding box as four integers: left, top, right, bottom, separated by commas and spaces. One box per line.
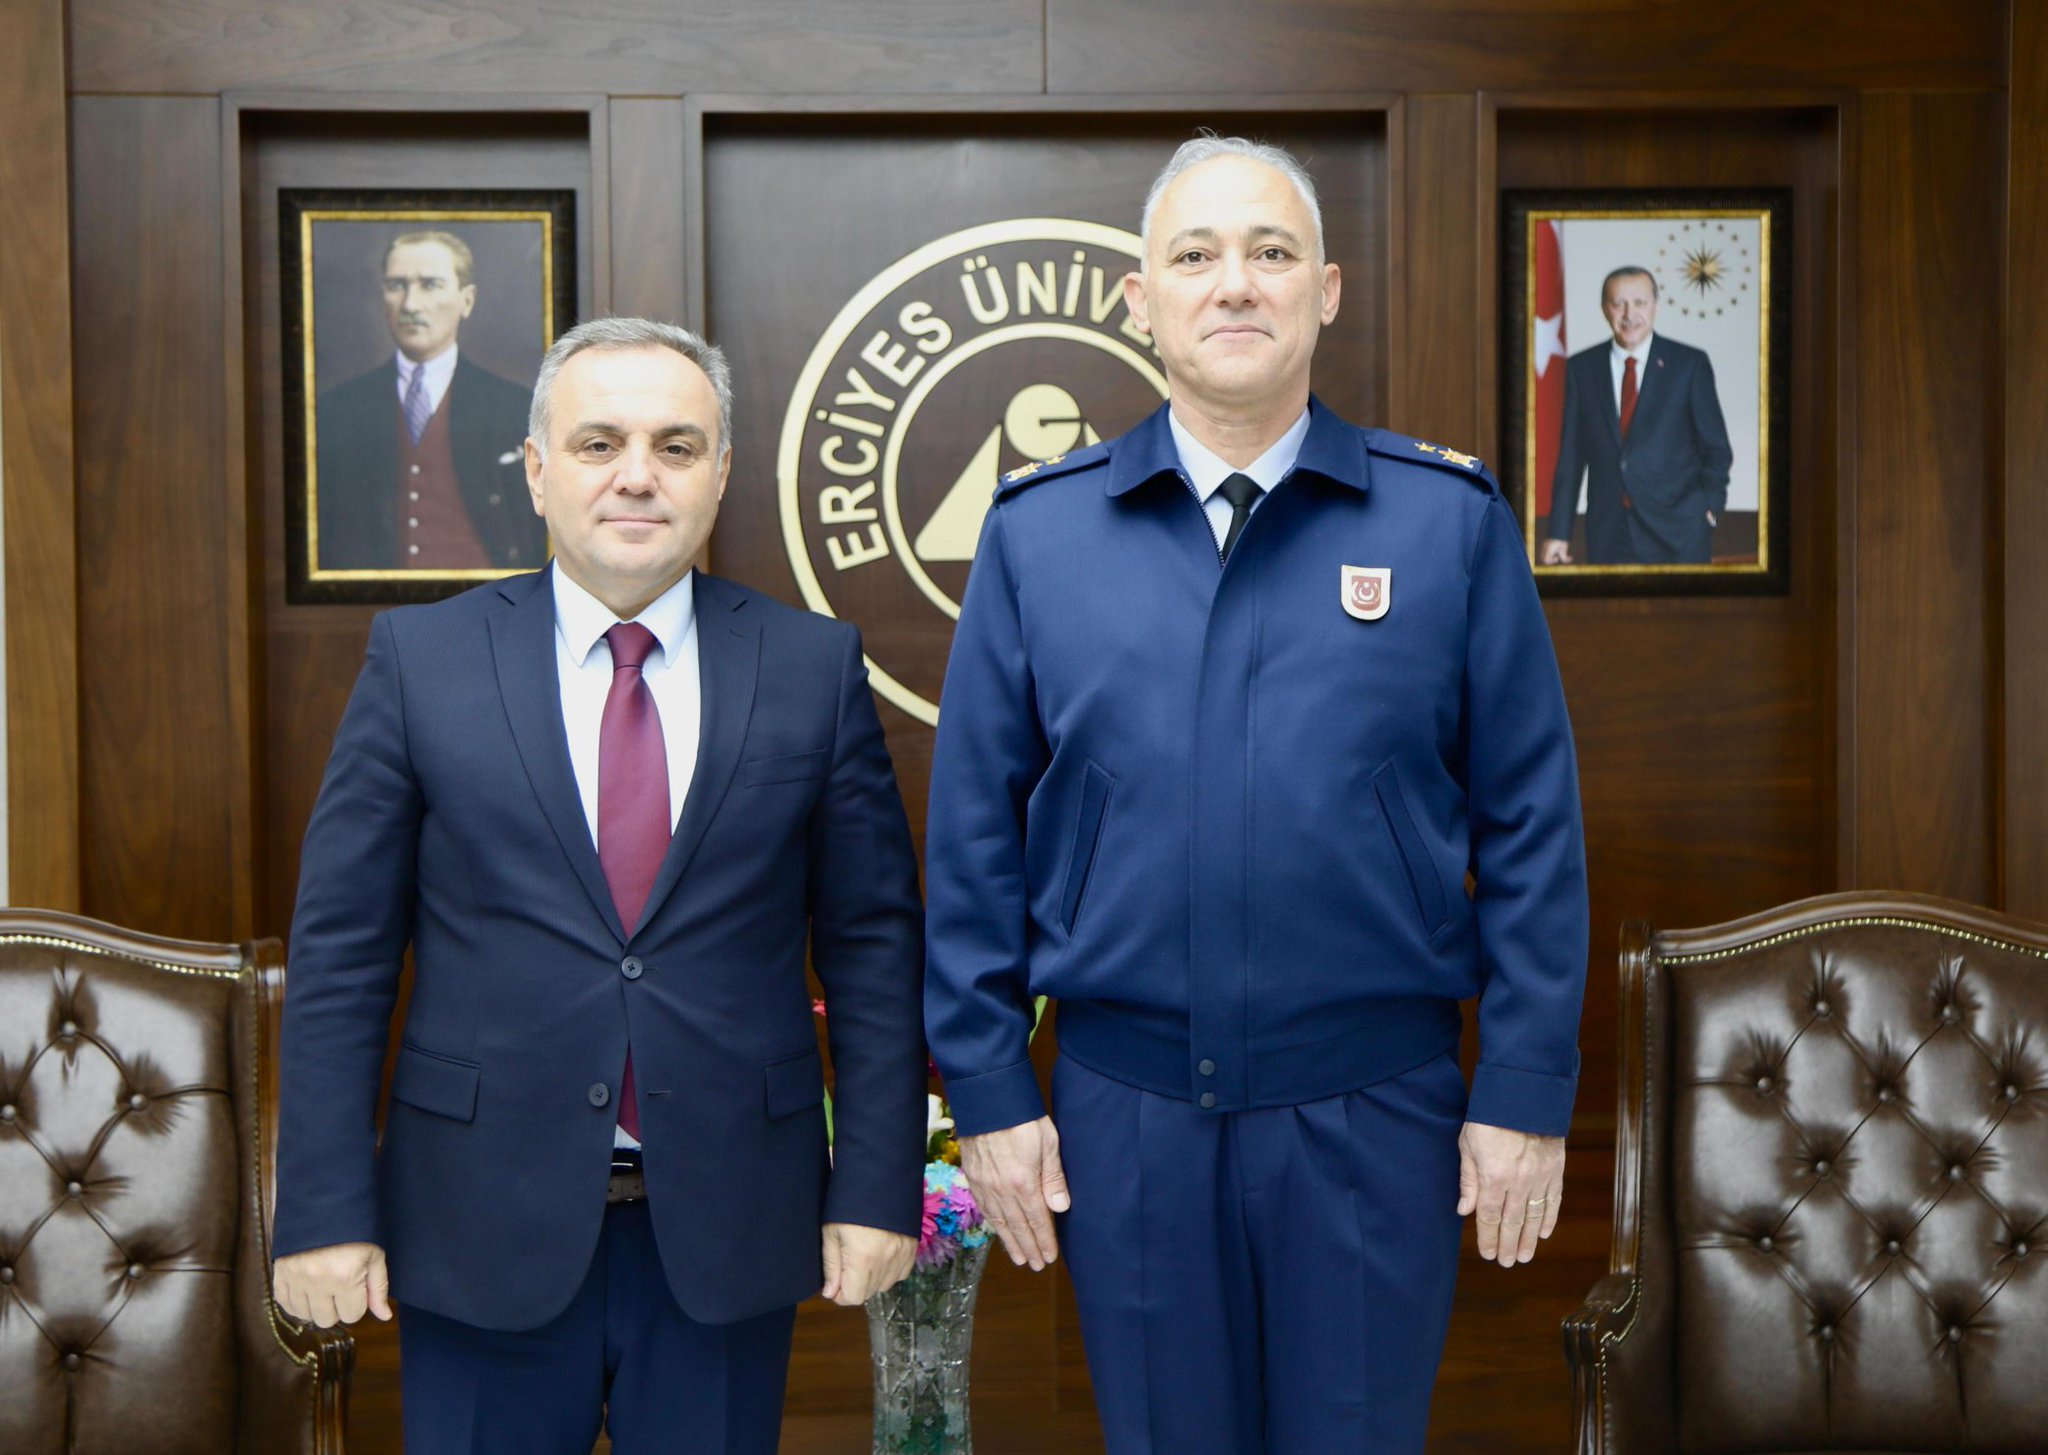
1545, 335, 1734, 565
315, 353, 547, 571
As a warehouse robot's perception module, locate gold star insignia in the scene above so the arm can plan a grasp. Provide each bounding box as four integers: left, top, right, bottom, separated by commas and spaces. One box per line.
1414, 441, 1479, 469
1002, 460, 1043, 483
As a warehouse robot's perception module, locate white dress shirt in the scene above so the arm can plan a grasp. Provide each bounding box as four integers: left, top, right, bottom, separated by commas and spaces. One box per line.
553, 565, 700, 1151
552, 565, 701, 845
394, 346, 460, 418
1168, 406, 1313, 549
1609, 337, 1652, 413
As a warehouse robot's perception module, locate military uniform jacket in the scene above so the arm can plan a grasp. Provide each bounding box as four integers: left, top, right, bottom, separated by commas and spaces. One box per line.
924, 397, 1589, 1139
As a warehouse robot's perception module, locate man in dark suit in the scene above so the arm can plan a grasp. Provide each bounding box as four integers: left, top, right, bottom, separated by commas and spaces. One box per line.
1541, 265, 1734, 565
314, 230, 549, 572
272, 317, 926, 1453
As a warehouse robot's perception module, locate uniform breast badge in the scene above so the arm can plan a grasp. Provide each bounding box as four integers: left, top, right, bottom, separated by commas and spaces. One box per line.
1341, 565, 1391, 621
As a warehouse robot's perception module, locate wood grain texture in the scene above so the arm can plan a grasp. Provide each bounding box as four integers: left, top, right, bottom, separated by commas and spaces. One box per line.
610, 99, 690, 325
1495, 106, 1842, 1126
71, 97, 237, 938
70, 0, 1043, 96
1851, 92, 2000, 901
1392, 94, 1480, 448
0, 0, 81, 909
2006, 13, 2048, 921
1046, 0, 2002, 96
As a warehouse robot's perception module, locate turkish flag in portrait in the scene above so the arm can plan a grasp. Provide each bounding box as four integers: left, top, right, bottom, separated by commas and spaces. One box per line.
1533, 219, 1566, 519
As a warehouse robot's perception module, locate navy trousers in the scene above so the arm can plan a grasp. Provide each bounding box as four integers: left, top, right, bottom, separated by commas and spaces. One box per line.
1053, 1050, 1467, 1455
396, 1201, 797, 1454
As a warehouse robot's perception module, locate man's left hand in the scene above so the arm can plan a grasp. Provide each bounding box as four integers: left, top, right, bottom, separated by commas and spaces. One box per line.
820, 1223, 918, 1306
1456, 1121, 1566, 1268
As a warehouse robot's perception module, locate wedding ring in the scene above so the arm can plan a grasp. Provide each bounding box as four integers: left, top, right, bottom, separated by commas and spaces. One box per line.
1526, 1197, 1548, 1207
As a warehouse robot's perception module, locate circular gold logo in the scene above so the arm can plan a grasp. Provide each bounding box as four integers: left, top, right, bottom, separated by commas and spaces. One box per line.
779, 219, 1166, 725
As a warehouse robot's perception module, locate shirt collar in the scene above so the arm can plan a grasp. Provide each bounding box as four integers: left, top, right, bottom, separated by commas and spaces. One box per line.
552, 562, 697, 668
1167, 405, 1312, 503
395, 345, 460, 392
1610, 335, 1653, 366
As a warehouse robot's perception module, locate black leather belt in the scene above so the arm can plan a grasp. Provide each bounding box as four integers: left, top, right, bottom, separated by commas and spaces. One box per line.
608, 1147, 646, 1205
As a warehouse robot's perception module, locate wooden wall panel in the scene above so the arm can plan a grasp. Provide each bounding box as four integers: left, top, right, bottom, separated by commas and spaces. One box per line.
1392, 95, 1480, 449
0, 0, 80, 909
70, 0, 1042, 96
610, 99, 691, 325
1494, 106, 1841, 1125
239, 111, 598, 942
70, 97, 237, 937
1047, 0, 2001, 96
1849, 93, 2001, 901
2006, 10, 2048, 923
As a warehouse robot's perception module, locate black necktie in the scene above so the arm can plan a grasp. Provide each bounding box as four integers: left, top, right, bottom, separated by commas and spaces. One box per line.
1216, 472, 1263, 563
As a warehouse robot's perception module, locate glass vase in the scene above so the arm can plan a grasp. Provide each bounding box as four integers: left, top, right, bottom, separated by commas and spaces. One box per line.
864, 1241, 990, 1455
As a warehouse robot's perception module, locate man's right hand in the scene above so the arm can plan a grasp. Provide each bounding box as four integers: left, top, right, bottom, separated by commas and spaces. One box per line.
272, 1242, 392, 1328
1540, 538, 1572, 565
958, 1116, 1070, 1271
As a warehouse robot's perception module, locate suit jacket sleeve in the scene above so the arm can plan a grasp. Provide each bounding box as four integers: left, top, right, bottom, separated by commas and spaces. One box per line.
923, 506, 1052, 1138
272, 612, 422, 1258
1545, 363, 1586, 543
808, 626, 929, 1236
1688, 353, 1735, 517
1462, 492, 1590, 1136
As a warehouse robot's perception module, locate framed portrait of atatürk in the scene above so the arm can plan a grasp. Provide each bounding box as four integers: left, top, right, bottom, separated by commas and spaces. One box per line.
1501, 189, 1791, 596
280, 189, 576, 604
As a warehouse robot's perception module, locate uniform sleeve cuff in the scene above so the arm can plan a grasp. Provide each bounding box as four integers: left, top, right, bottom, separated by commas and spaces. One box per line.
1468, 1061, 1579, 1137
942, 1059, 1047, 1137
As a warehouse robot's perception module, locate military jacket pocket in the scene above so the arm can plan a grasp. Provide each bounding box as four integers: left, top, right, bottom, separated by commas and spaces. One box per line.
1060, 762, 1115, 935
1372, 762, 1451, 938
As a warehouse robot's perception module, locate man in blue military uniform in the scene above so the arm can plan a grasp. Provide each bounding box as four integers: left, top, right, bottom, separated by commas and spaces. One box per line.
924, 135, 1589, 1453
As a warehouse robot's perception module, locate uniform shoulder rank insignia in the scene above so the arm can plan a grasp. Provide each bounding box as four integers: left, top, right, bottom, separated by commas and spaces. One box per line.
1002, 453, 1063, 484
1415, 441, 1481, 470
1367, 431, 1497, 493
994, 439, 1111, 498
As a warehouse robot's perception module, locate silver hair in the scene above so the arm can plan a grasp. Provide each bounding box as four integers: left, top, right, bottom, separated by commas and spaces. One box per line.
528, 317, 734, 460
1140, 132, 1325, 266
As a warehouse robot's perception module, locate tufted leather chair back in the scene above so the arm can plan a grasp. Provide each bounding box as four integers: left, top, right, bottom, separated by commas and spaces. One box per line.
1566, 892, 2048, 1455
0, 910, 350, 1453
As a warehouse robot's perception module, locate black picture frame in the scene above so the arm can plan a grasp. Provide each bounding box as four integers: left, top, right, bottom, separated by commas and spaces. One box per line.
1500, 188, 1791, 596
279, 188, 576, 604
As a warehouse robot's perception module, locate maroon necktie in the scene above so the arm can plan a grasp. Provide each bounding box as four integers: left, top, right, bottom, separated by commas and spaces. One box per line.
599, 622, 669, 1140
1619, 354, 1639, 441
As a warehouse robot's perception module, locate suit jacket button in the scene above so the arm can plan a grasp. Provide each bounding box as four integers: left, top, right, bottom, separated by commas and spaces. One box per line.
621, 956, 643, 980
588, 1083, 611, 1107
1198, 1059, 1216, 1077
1199, 1092, 1217, 1109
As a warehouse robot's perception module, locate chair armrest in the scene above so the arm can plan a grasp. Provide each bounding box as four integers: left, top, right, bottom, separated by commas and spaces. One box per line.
239, 1303, 354, 1454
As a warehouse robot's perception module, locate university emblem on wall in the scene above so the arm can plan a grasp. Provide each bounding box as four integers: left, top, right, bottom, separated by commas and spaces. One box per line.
778, 219, 1167, 725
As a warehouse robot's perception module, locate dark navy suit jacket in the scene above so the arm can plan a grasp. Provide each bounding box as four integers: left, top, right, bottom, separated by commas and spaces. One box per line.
1544, 335, 1734, 564
315, 354, 548, 571
274, 566, 926, 1330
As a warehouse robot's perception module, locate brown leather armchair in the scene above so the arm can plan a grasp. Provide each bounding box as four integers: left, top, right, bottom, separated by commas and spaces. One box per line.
1566, 891, 2048, 1454
0, 909, 350, 1452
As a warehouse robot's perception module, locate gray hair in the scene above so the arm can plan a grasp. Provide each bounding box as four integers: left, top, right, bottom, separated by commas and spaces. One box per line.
528, 317, 734, 460
1140, 132, 1325, 266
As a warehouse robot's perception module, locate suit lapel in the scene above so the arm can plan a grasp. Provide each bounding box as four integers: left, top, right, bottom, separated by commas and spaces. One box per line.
488, 565, 628, 944
1591, 350, 1623, 448
635, 573, 760, 935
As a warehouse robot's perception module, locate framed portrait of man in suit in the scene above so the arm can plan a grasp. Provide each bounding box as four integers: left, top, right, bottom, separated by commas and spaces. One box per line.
1502, 190, 1790, 596
280, 189, 576, 603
